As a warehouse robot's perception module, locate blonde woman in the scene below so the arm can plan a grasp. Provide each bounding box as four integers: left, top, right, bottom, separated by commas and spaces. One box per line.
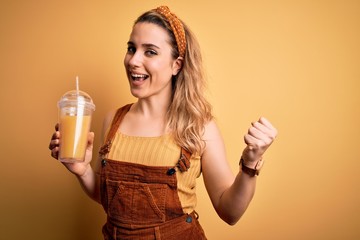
49, 6, 277, 239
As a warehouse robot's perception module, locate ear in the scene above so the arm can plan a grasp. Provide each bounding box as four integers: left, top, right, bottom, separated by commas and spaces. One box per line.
172, 57, 183, 76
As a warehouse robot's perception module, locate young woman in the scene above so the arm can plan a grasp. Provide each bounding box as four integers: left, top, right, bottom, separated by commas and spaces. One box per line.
49, 6, 277, 239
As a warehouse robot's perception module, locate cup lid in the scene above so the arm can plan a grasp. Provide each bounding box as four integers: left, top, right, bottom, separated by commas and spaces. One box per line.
58, 90, 95, 111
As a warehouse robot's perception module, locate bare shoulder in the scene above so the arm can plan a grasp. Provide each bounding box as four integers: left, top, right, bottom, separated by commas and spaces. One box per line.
202, 119, 226, 161
203, 119, 223, 141
103, 109, 117, 130
100, 109, 117, 142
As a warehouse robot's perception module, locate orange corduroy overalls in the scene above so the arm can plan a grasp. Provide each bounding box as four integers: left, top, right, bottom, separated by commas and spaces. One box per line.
99, 104, 207, 240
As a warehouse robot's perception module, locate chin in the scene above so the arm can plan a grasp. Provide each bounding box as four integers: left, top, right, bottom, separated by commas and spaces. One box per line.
129, 89, 144, 99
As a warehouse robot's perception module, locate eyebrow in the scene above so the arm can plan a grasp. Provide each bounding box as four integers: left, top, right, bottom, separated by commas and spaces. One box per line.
127, 41, 160, 49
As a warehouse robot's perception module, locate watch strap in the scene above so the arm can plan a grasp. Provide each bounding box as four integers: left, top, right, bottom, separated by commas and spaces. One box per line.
240, 157, 262, 177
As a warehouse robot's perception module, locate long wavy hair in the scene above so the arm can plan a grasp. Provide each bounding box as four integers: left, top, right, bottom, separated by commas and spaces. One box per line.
134, 9, 213, 155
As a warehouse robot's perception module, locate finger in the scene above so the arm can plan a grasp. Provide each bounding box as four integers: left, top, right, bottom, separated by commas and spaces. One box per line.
244, 133, 262, 148
248, 125, 270, 141
88, 132, 95, 144
244, 134, 254, 150
49, 131, 60, 150
55, 123, 59, 131
251, 121, 276, 140
244, 132, 272, 149
48, 138, 59, 150
252, 117, 278, 140
51, 131, 60, 140
259, 117, 278, 136
86, 132, 95, 150
51, 146, 59, 159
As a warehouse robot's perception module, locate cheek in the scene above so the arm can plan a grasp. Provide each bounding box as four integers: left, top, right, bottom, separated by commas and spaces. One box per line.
148, 60, 173, 75
123, 55, 129, 67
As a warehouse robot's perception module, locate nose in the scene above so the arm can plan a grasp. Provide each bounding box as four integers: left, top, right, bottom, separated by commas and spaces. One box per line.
127, 51, 142, 68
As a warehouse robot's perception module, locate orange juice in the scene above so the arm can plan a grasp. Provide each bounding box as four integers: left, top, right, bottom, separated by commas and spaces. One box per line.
57, 88, 95, 162
59, 115, 91, 162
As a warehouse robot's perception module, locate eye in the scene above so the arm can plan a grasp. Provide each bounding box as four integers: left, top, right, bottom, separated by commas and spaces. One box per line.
127, 46, 136, 54
145, 49, 157, 56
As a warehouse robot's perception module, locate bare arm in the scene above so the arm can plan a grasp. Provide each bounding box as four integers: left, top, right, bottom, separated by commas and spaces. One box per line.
201, 118, 277, 225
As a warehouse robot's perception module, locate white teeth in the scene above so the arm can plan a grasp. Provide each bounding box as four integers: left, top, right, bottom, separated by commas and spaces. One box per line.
131, 73, 147, 78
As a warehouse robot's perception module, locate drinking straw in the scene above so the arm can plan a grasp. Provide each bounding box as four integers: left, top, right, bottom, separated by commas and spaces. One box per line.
76, 76, 79, 96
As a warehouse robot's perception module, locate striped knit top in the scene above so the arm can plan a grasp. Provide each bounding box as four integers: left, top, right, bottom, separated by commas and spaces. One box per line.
107, 131, 202, 214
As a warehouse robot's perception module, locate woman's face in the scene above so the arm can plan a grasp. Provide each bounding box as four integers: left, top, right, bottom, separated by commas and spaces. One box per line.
124, 22, 182, 101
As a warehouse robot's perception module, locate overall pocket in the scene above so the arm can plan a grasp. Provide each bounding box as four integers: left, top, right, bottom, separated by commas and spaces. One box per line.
106, 179, 167, 224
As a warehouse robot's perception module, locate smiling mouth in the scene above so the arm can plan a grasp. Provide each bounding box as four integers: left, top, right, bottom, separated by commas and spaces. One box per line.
131, 73, 149, 81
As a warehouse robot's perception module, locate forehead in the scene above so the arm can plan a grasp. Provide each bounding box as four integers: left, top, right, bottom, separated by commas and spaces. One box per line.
129, 22, 171, 47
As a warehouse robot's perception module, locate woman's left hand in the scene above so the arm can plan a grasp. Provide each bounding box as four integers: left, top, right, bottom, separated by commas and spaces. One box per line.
242, 117, 278, 167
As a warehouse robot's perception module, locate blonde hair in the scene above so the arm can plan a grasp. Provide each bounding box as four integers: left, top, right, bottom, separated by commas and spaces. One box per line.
135, 8, 213, 155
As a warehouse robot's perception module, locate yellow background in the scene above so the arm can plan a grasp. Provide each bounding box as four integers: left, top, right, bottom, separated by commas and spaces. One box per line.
1, 0, 359, 239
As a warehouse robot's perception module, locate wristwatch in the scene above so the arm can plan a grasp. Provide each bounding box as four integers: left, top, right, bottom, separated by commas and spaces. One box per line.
239, 157, 263, 177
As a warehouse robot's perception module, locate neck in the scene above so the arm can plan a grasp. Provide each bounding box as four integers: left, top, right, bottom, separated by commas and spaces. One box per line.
122, 98, 171, 137
134, 98, 170, 119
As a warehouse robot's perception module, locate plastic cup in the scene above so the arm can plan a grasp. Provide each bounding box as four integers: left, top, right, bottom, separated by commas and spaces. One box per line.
57, 90, 95, 163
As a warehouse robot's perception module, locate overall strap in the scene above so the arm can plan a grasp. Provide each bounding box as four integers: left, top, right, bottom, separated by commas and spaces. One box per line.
177, 148, 191, 172
99, 103, 132, 157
